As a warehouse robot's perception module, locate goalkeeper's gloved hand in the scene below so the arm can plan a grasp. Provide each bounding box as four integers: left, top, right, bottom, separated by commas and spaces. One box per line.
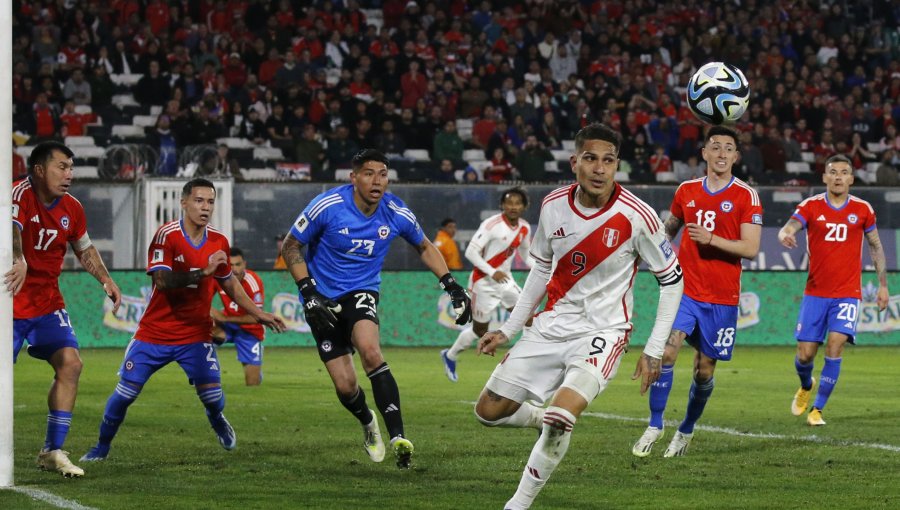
297, 277, 342, 332
439, 273, 472, 325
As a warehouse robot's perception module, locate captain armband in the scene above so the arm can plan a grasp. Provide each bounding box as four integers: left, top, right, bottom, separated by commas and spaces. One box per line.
655, 264, 683, 287
72, 232, 93, 252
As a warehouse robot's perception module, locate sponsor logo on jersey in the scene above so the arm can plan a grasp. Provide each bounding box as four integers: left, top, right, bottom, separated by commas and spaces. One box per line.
817, 215, 826, 221
659, 239, 674, 259
602, 228, 620, 248
31, 214, 40, 223
551, 227, 566, 238
751, 213, 762, 225
720, 200, 733, 213
378, 225, 390, 239
339, 227, 349, 235
152, 249, 164, 263
847, 214, 858, 224
175, 254, 184, 262
686, 200, 695, 208
60, 215, 70, 230
295, 214, 309, 233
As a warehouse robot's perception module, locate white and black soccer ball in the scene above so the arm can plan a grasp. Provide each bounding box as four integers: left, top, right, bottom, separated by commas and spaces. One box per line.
686, 62, 750, 125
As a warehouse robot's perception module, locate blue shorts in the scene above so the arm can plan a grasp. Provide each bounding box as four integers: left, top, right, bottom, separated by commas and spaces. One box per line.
13, 309, 78, 362
795, 295, 860, 344
220, 323, 263, 366
672, 295, 739, 361
119, 339, 222, 386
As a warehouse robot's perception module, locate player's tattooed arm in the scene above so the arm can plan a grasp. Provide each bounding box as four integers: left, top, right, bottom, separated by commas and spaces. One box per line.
4, 228, 27, 295
281, 235, 310, 281
74, 244, 122, 311
153, 250, 227, 290
865, 228, 890, 310
778, 218, 803, 249
416, 237, 453, 278
664, 215, 683, 241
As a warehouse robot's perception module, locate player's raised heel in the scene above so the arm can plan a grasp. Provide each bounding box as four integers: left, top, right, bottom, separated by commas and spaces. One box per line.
37, 449, 85, 477
212, 413, 237, 450
791, 377, 815, 416
390, 436, 414, 469
440, 349, 458, 382
632, 426, 664, 458
79, 444, 110, 462
663, 431, 693, 458
362, 411, 386, 462
807, 408, 826, 426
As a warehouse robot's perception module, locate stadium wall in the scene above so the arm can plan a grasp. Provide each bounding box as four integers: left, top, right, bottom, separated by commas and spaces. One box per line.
62, 270, 900, 348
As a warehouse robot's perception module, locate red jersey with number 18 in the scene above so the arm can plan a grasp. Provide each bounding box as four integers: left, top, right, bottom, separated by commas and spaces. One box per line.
791, 193, 875, 299
671, 176, 762, 306
136, 220, 232, 344
12, 178, 88, 319
217, 269, 265, 341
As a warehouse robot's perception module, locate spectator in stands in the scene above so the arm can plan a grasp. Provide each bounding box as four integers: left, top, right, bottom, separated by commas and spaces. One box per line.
108, 39, 136, 75
265, 102, 293, 153
781, 125, 803, 163
12, 149, 27, 181
535, 110, 562, 150
649, 144, 673, 177
294, 124, 326, 181
549, 44, 577, 84
485, 147, 516, 183
875, 149, 899, 185
258, 48, 282, 89
459, 76, 489, 118
29, 93, 59, 140
57, 33, 87, 73
275, 50, 303, 92
400, 60, 428, 109
433, 158, 458, 183
674, 155, 706, 182
486, 118, 512, 159
433, 120, 465, 167
188, 104, 226, 145
147, 115, 178, 176
375, 120, 406, 158
848, 132, 877, 170
134, 60, 171, 107
222, 53, 248, 95
813, 130, 837, 174
200, 144, 241, 180
62, 69, 91, 106
739, 131, 766, 184
59, 100, 88, 137
238, 106, 267, 145
760, 127, 788, 182
509, 88, 538, 126
433, 218, 462, 271
515, 135, 554, 182
326, 125, 359, 169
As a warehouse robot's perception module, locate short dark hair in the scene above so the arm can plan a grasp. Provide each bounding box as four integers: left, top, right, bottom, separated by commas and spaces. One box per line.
705, 125, 740, 151
574, 123, 621, 154
440, 218, 456, 227
182, 177, 217, 198
28, 141, 74, 175
230, 247, 244, 259
500, 186, 529, 208
351, 149, 389, 171
825, 154, 852, 167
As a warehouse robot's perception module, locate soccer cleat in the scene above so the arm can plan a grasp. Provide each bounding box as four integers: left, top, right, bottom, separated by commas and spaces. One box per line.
807, 408, 826, 426
791, 377, 816, 416
663, 431, 694, 458
37, 449, 84, 477
79, 444, 110, 462
391, 436, 414, 469
212, 413, 237, 450
440, 349, 458, 382
632, 426, 665, 458
362, 411, 386, 463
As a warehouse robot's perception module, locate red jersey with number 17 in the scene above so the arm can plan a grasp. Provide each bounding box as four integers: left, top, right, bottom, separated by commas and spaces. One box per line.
791, 193, 876, 299
671, 176, 763, 306
217, 269, 265, 341
12, 178, 88, 319
136, 220, 232, 344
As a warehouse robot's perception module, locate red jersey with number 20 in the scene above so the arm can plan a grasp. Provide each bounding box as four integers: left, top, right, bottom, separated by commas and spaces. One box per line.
136, 220, 232, 344
791, 193, 875, 299
671, 176, 762, 306
12, 178, 88, 319
217, 269, 265, 341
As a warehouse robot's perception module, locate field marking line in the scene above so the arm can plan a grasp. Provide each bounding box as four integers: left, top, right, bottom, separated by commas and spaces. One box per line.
2, 486, 98, 510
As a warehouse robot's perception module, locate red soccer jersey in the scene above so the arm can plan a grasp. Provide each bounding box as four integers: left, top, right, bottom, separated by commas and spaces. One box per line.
12, 178, 88, 319
135, 220, 232, 344
791, 193, 876, 299
671, 176, 763, 305
216, 269, 265, 341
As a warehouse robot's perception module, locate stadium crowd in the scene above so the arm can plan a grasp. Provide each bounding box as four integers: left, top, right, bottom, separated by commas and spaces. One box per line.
10, 0, 900, 185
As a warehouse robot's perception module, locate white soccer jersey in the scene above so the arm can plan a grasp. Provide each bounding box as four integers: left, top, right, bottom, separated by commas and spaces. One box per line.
528, 184, 679, 341
466, 213, 532, 288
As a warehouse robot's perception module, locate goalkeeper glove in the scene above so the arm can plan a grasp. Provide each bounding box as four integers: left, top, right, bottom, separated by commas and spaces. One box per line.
439, 273, 472, 325
297, 277, 342, 332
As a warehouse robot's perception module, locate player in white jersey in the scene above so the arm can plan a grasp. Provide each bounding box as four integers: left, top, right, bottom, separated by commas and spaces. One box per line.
440, 187, 532, 382
474, 124, 684, 510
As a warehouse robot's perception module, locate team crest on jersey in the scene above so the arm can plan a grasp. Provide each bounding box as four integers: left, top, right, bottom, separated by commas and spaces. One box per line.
321, 340, 333, 352
720, 201, 733, 213
125, 361, 134, 371
602, 228, 620, 248
295, 214, 309, 233
847, 214, 858, 224
378, 225, 390, 239
659, 239, 674, 259
60, 215, 70, 230
752, 214, 762, 225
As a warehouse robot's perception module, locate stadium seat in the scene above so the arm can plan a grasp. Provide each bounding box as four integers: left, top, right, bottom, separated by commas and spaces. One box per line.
544, 161, 559, 173
885, 191, 900, 203
786, 161, 811, 174
74, 104, 92, 115
72, 146, 106, 160
252, 147, 285, 161
149, 105, 163, 116
73, 166, 99, 179
456, 118, 474, 130
562, 140, 575, 151
402, 149, 430, 161
111, 94, 140, 109
467, 161, 488, 180
551, 150, 569, 161
241, 168, 278, 180
800, 152, 815, 163
64, 136, 95, 147
463, 149, 485, 162
773, 191, 803, 203
655, 172, 678, 183
458, 128, 473, 141
453, 169, 465, 182
335, 169, 352, 181
111, 125, 146, 139
867, 142, 884, 153
217, 137, 257, 149
15, 145, 33, 158
109, 74, 142, 87
133, 115, 157, 128
615, 171, 630, 182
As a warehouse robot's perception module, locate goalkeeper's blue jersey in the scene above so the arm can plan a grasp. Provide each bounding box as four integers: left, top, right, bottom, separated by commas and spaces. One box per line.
289, 184, 424, 300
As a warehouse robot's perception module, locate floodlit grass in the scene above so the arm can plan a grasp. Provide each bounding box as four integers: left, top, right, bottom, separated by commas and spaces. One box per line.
4, 346, 900, 509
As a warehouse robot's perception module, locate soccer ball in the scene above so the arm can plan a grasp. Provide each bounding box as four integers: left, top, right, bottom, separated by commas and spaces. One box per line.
686, 62, 750, 125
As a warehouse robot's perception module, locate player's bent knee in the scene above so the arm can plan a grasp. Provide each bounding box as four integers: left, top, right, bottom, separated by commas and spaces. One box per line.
560, 366, 602, 404
474, 394, 517, 425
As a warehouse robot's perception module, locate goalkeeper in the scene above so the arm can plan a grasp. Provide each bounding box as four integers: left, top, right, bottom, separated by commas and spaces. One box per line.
281, 149, 471, 469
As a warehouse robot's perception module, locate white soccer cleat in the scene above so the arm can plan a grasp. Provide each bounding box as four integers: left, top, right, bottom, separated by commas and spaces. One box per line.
37, 449, 85, 478
362, 411, 386, 463
663, 431, 694, 458
632, 426, 665, 458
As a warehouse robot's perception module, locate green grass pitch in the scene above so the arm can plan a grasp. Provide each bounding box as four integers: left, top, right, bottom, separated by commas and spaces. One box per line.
4, 346, 900, 509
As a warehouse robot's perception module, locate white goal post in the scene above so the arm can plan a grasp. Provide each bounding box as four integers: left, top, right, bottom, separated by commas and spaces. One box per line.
1, 0, 16, 487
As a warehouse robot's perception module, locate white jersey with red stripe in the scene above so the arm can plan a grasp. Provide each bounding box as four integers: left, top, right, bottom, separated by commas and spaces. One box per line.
528, 183, 679, 341
466, 213, 531, 288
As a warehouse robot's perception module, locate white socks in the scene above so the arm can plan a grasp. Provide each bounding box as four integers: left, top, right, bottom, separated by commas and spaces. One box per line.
506, 406, 576, 509
447, 328, 479, 360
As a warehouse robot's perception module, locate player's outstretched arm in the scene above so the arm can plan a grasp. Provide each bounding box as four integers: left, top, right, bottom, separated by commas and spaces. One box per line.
476, 330, 509, 357
73, 239, 122, 312
281, 235, 342, 331
686, 222, 761, 259
778, 218, 803, 249
4, 227, 27, 295
865, 228, 890, 311
220, 275, 286, 332
210, 305, 258, 325
663, 215, 684, 242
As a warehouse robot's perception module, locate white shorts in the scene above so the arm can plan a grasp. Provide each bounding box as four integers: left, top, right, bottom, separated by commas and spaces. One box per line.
484, 327, 630, 405
470, 278, 522, 324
